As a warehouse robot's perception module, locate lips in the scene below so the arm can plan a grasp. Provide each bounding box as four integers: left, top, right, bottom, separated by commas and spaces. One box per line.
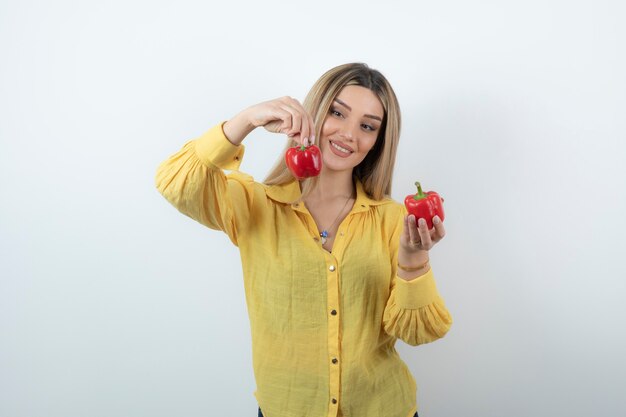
329, 140, 354, 153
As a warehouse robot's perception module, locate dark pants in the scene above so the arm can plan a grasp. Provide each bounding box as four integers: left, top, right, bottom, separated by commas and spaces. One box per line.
258, 408, 418, 417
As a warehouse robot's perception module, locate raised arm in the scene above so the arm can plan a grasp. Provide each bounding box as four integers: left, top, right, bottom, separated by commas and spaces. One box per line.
155, 97, 315, 246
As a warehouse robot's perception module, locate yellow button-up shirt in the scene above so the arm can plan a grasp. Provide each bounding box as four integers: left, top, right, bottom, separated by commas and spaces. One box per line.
156, 124, 452, 417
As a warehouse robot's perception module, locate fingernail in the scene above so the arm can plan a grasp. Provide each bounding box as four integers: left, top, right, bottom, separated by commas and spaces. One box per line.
434, 216, 440, 225
418, 218, 426, 226
311, 135, 315, 144
302, 137, 309, 146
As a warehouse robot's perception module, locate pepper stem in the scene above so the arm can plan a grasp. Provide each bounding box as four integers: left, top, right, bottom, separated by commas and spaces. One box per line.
413, 181, 427, 200
300, 145, 306, 151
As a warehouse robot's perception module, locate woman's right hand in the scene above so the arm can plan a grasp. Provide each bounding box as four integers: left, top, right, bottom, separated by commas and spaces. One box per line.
223, 96, 315, 147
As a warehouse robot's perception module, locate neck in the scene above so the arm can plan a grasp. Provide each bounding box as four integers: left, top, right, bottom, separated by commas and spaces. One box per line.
310, 168, 355, 201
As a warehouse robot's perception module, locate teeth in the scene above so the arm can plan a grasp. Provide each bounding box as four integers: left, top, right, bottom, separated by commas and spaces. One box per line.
331, 141, 351, 154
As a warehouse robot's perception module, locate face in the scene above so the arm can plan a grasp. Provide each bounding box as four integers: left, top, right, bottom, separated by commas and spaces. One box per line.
319, 85, 385, 174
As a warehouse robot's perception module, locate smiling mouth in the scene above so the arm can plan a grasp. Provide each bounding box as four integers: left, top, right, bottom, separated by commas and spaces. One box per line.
330, 140, 354, 154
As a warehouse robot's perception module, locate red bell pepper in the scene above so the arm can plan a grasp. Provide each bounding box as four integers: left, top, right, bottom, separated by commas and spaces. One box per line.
285, 144, 322, 180
404, 181, 445, 229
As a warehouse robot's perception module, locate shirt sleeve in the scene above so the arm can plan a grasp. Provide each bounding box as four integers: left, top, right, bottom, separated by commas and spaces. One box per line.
155, 123, 256, 246
382, 206, 453, 346
382, 269, 452, 346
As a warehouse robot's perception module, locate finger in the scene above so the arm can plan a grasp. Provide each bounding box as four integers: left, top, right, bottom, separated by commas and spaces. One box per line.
300, 105, 315, 146
286, 109, 309, 147
302, 110, 315, 146
417, 218, 433, 250
308, 113, 316, 145
291, 98, 314, 146
432, 215, 446, 241
275, 98, 299, 134
407, 215, 421, 247
401, 214, 410, 243
299, 115, 311, 146
279, 103, 302, 140
271, 105, 293, 134
284, 97, 311, 145
280, 97, 308, 144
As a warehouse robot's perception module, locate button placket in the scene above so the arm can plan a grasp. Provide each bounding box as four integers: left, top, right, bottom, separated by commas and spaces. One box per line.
325, 252, 341, 416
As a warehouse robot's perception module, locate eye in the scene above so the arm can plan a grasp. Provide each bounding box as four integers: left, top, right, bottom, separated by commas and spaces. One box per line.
361, 124, 376, 132
330, 108, 343, 118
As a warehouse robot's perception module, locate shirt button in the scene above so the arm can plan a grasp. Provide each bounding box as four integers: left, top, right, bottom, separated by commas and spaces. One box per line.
332, 358, 338, 364
331, 309, 337, 315
332, 398, 338, 404
329, 265, 336, 272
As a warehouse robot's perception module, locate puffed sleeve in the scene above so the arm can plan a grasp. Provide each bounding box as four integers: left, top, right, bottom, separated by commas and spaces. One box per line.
155, 123, 256, 246
382, 206, 453, 346
382, 269, 452, 346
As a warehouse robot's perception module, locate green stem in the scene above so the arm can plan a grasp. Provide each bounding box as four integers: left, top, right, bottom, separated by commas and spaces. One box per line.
413, 181, 427, 200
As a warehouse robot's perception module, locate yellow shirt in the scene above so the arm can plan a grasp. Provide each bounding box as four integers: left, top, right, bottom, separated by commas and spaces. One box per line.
156, 124, 452, 417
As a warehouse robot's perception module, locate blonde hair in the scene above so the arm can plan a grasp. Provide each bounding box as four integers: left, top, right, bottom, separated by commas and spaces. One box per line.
263, 63, 401, 201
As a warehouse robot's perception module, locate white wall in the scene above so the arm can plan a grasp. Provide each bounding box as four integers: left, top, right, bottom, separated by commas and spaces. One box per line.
1, 1, 625, 416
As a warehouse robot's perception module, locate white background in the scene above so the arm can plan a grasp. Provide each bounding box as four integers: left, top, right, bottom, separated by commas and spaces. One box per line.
1, 0, 625, 416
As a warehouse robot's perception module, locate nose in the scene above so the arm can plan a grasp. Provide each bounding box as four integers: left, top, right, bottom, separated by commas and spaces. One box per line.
338, 122, 358, 141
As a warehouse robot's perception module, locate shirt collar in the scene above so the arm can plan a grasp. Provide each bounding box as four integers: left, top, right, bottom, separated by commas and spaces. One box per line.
263, 178, 390, 213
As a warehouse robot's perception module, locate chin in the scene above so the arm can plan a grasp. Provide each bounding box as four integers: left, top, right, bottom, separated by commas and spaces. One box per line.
321, 153, 349, 172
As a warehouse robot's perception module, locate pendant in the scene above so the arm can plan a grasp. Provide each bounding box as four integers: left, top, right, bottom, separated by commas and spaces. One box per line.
320, 230, 328, 244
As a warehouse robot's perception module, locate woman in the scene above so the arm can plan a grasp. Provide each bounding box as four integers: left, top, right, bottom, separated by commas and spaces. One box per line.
156, 63, 452, 417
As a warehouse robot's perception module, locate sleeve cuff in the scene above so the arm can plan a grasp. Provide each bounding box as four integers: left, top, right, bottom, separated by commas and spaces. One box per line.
394, 269, 440, 309
194, 122, 246, 170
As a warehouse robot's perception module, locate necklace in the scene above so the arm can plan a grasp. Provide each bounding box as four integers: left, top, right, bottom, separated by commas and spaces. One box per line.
320, 194, 354, 245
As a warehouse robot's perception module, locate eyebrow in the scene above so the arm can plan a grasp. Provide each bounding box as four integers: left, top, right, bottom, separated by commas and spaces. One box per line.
334, 98, 383, 122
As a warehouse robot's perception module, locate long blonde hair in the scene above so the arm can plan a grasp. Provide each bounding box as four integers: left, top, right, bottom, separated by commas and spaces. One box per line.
263, 63, 401, 201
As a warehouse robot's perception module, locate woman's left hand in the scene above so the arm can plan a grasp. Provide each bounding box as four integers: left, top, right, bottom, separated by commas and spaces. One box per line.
399, 214, 446, 254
